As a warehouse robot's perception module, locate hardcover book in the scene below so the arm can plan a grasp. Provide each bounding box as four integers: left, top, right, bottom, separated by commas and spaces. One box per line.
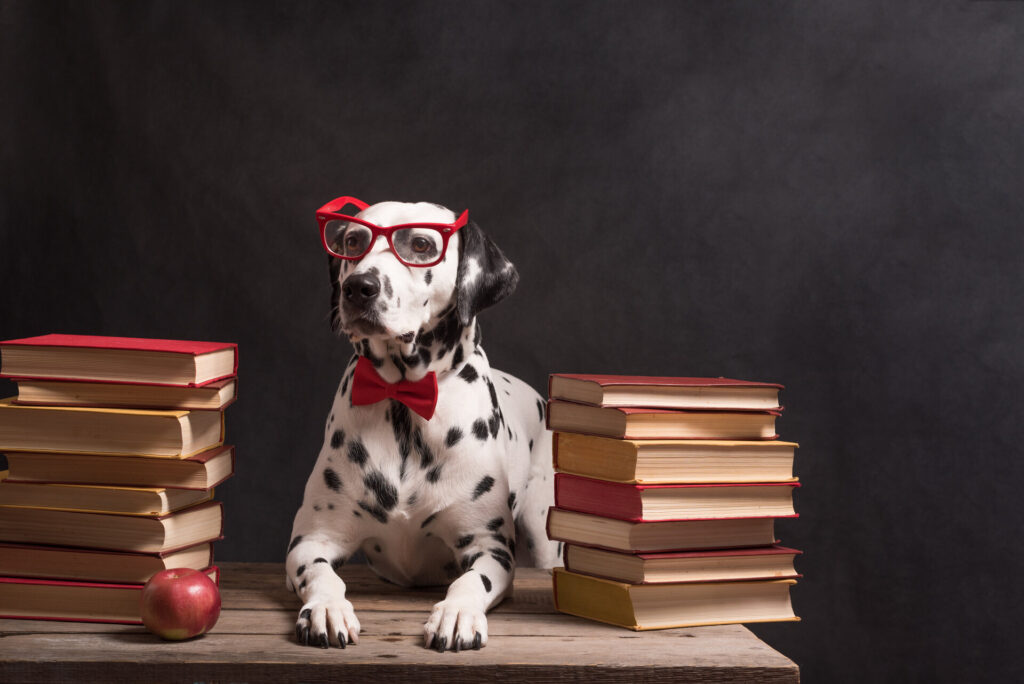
555, 473, 798, 521
0, 481, 214, 516
0, 566, 219, 624
553, 432, 798, 484
0, 399, 224, 457
552, 568, 798, 630
547, 400, 779, 440
549, 374, 782, 410
0, 500, 224, 553
545, 508, 785, 553
0, 334, 237, 387
13, 377, 237, 411
0, 541, 214, 584
562, 544, 801, 584
3, 445, 235, 490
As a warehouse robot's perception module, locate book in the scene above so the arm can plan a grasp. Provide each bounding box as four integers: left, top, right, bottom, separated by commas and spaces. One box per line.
0, 399, 224, 457
0, 566, 219, 624
553, 433, 798, 484
562, 544, 801, 584
0, 500, 224, 553
13, 377, 237, 411
549, 374, 782, 410
552, 568, 798, 630
0, 541, 214, 584
546, 508, 785, 553
0, 334, 237, 387
0, 481, 214, 516
3, 445, 235, 490
555, 474, 798, 521
547, 400, 779, 440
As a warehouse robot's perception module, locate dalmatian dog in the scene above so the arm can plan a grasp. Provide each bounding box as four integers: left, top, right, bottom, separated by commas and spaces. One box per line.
286, 197, 559, 652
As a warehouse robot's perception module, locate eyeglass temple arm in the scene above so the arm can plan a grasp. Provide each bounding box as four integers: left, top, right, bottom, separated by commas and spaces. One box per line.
317, 196, 370, 216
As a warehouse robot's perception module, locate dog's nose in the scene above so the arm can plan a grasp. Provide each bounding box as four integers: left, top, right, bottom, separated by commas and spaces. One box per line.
342, 273, 381, 309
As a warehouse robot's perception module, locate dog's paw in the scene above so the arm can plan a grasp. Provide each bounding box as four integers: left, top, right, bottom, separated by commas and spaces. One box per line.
295, 596, 361, 649
423, 598, 487, 652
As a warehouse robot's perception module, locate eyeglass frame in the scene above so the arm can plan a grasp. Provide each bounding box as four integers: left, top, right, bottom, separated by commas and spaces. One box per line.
316, 196, 469, 268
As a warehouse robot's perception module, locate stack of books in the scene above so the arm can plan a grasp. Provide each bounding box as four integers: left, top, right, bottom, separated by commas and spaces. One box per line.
545, 373, 801, 631
0, 334, 237, 624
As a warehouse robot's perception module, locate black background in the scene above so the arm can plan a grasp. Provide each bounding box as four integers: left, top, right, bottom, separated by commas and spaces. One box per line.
3, 2, 1023, 681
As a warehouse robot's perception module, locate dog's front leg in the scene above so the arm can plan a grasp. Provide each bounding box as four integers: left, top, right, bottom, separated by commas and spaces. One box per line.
286, 532, 361, 649
423, 507, 516, 652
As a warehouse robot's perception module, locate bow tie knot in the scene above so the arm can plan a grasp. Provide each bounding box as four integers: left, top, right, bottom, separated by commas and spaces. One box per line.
350, 356, 439, 420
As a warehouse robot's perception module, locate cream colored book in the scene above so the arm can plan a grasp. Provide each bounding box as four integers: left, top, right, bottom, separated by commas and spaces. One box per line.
0, 399, 224, 457
0, 481, 213, 516
15, 377, 237, 411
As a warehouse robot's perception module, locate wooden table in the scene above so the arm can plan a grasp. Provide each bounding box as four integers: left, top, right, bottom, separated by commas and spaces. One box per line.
0, 562, 799, 682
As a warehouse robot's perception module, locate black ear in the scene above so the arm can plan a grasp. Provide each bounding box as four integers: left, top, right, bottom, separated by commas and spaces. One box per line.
454, 220, 519, 326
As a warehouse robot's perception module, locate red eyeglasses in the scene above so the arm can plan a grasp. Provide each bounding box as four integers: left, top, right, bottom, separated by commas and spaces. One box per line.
316, 196, 469, 268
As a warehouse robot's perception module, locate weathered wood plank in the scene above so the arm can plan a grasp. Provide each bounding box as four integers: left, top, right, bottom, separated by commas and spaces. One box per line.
0, 562, 799, 683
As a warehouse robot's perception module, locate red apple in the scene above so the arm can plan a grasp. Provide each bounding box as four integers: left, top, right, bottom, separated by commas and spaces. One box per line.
140, 568, 221, 640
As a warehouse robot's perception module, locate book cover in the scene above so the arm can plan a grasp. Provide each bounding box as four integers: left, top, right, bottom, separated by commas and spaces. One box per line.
549, 374, 783, 410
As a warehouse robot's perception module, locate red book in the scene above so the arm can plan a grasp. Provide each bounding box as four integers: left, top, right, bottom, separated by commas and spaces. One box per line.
0, 334, 238, 387
548, 373, 783, 410
562, 544, 802, 585
0, 566, 219, 624
554, 473, 798, 521
547, 400, 780, 440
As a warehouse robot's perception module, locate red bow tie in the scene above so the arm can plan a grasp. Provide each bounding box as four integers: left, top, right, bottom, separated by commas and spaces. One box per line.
350, 356, 438, 420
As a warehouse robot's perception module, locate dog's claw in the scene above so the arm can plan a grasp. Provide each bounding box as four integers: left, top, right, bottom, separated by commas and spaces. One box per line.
435, 635, 448, 653
454, 636, 462, 652
318, 632, 329, 649
302, 625, 311, 646
472, 632, 482, 650
338, 631, 347, 649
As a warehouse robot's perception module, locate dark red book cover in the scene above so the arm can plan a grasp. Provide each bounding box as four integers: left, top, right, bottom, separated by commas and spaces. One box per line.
0, 334, 238, 387
554, 473, 799, 522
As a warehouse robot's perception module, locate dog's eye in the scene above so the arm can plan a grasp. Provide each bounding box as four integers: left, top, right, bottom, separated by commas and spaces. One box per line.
411, 237, 432, 254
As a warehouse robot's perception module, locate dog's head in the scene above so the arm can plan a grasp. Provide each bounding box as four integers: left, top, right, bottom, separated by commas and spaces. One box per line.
327, 200, 519, 345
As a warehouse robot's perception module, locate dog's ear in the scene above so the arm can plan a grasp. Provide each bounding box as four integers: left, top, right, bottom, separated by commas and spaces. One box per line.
454, 220, 519, 326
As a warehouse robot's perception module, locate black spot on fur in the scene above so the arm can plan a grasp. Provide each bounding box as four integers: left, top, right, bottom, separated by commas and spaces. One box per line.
427, 464, 443, 483
348, 440, 369, 467
456, 534, 475, 549
353, 509, 361, 517
488, 414, 500, 438
423, 299, 430, 307
529, 439, 534, 451
358, 500, 388, 524
414, 429, 434, 468
487, 381, 499, 410
487, 517, 504, 531
328, 503, 335, 510
472, 419, 489, 441
425, 269, 433, 284
330, 430, 345, 449
492, 533, 508, 546
297, 564, 306, 577
490, 547, 513, 572
451, 344, 464, 369
537, 399, 546, 421
300, 579, 308, 589
407, 492, 418, 506
323, 468, 342, 492
459, 364, 479, 383
390, 401, 413, 475
332, 557, 345, 571
399, 331, 415, 343
508, 492, 516, 510
419, 346, 432, 365
300, 608, 311, 620
508, 539, 516, 555
288, 535, 303, 553
472, 475, 495, 500
461, 551, 484, 572
313, 504, 322, 512
374, 544, 382, 553
364, 470, 398, 510
314, 557, 328, 564
446, 427, 463, 448
383, 275, 393, 298
421, 513, 438, 528
474, 323, 482, 347
480, 574, 492, 592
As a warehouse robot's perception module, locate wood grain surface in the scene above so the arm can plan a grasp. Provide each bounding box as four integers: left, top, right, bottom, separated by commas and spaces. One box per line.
0, 562, 799, 683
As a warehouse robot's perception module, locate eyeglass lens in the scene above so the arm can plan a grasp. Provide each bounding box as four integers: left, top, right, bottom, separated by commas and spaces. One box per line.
323, 220, 445, 265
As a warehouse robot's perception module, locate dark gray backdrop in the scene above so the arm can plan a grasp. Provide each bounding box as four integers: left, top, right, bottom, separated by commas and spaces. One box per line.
2, 2, 1022, 681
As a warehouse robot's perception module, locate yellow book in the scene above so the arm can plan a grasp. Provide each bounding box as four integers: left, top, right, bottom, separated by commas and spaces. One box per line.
0, 481, 214, 516
0, 398, 223, 457
553, 568, 799, 630
554, 433, 799, 484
